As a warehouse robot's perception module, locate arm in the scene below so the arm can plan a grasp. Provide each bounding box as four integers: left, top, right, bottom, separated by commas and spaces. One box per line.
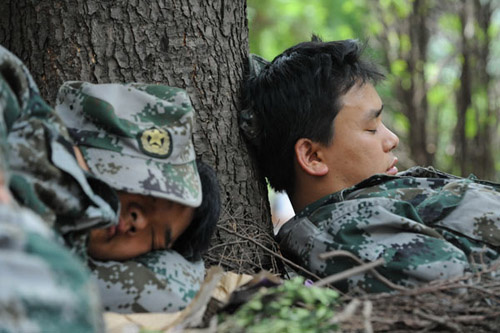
277, 197, 469, 292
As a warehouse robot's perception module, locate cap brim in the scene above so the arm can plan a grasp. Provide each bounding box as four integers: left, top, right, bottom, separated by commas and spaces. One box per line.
83, 148, 202, 208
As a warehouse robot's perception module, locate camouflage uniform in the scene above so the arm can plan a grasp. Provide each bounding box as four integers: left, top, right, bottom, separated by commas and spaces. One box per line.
54, 81, 204, 313
0, 45, 104, 332
0, 204, 105, 333
277, 166, 500, 293
2, 48, 119, 258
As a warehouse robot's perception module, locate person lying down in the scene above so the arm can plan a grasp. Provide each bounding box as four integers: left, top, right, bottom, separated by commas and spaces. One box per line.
1, 44, 220, 314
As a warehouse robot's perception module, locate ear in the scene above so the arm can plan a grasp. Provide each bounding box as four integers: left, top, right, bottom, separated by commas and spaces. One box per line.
295, 138, 328, 176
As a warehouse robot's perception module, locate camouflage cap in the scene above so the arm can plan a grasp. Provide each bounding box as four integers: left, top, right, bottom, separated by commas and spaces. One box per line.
55, 82, 202, 207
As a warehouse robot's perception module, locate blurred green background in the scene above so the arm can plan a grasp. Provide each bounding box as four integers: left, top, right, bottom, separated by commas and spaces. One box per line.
248, 0, 500, 181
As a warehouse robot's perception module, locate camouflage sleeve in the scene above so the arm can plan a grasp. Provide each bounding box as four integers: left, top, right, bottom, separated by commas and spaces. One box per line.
277, 197, 470, 293
1, 45, 118, 259
431, 181, 500, 250
0, 204, 104, 333
89, 250, 205, 313
8, 112, 119, 230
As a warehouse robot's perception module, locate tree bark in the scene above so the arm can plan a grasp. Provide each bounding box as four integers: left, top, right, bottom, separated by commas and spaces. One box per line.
1, 0, 277, 274
455, 0, 473, 177
454, 0, 495, 179
402, 0, 433, 167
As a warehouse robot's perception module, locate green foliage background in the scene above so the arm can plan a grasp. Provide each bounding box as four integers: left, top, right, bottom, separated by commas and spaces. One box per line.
248, 0, 500, 180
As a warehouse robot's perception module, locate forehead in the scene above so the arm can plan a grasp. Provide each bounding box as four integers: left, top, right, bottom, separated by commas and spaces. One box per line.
340, 83, 381, 113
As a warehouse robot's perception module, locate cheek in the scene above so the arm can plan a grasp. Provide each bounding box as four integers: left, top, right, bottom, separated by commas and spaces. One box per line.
171, 207, 195, 237
87, 229, 110, 260
169, 221, 189, 244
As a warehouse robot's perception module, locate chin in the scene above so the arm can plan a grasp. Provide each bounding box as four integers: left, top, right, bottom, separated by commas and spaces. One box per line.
87, 244, 108, 261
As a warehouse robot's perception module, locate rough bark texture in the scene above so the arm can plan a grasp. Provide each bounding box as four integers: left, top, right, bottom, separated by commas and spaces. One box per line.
454, 0, 495, 179
1, 0, 277, 274
405, 0, 432, 167
455, 0, 473, 177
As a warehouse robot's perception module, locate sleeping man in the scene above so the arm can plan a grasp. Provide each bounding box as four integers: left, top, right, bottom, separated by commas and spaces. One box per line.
55, 81, 219, 263
56, 82, 220, 312
54, 81, 221, 312
1, 44, 219, 313
242, 37, 500, 292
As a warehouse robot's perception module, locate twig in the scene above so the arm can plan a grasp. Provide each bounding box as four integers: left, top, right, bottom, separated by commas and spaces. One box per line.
413, 309, 462, 332
353, 257, 500, 301
317, 250, 408, 291
217, 225, 325, 283
329, 298, 361, 324
454, 313, 500, 321
363, 300, 373, 333
208, 240, 249, 252
313, 258, 386, 288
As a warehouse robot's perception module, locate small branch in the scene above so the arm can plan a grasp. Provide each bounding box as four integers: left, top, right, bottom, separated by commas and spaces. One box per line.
217, 225, 325, 283
329, 298, 361, 324
454, 312, 500, 322
363, 300, 374, 333
313, 258, 386, 288
413, 309, 462, 332
317, 250, 408, 291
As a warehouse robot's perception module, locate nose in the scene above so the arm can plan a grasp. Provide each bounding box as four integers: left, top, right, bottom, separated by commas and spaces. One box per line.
383, 125, 399, 152
118, 207, 147, 234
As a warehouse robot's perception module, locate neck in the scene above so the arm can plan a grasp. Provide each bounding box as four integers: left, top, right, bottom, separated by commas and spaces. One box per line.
290, 179, 333, 214
291, 172, 347, 213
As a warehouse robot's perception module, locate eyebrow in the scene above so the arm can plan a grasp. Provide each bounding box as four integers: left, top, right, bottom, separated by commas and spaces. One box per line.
366, 105, 384, 120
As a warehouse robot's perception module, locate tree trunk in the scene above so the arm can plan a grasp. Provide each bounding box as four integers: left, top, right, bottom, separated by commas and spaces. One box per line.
403, 0, 433, 167
455, 0, 473, 177
454, 0, 495, 179
1, 0, 277, 274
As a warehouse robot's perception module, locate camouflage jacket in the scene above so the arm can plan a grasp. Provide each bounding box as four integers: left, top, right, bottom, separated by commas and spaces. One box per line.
1, 48, 118, 257
0, 203, 105, 332
276, 167, 500, 293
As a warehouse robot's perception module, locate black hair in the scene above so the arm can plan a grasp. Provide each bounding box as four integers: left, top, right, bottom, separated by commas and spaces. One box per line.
172, 159, 220, 261
243, 37, 384, 195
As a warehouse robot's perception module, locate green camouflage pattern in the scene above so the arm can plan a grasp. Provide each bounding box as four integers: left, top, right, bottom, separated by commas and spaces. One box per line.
0, 203, 104, 333
1, 46, 119, 257
89, 250, 204, 313
55, 81, 202, 208
277, 166, 500, 292
1, 44, 105, 331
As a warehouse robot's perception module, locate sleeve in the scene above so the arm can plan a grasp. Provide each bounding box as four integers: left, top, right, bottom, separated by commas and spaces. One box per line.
0, 45, 119, 259
0, 204, 105, 333
277, 197, 470, 293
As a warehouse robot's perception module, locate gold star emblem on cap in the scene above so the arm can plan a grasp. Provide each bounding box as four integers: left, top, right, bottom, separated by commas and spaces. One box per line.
139, 127, 172, 158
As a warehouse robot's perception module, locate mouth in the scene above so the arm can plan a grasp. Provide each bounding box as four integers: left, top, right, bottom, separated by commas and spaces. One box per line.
385, 157, 399, 175
106, 225, 117, 240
